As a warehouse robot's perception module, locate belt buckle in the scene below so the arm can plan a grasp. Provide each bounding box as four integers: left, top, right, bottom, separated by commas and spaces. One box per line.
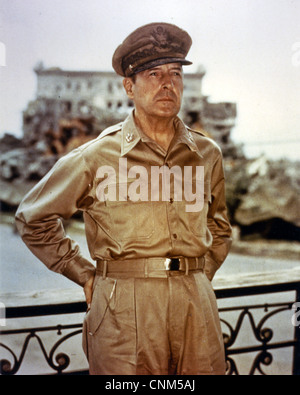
164, 258, 180, 271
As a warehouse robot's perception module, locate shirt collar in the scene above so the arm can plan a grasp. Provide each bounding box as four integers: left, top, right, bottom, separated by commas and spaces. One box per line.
121, 111, 142, 156
172, 117, 203, 158
121, 110, 203, 158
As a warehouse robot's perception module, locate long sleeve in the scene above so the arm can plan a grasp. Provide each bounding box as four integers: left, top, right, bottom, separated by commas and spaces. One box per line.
15, 149, 96, 287
204, 149, 232, 280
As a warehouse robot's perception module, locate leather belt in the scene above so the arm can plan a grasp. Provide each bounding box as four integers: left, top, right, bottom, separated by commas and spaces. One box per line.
96, 257, 205, 278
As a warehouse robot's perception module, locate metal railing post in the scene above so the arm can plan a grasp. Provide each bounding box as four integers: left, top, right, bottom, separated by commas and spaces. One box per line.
293, 284, 300, 375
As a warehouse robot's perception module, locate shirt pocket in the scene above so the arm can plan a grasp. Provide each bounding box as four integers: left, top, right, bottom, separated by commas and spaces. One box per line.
104, 181, 155, 241
178, 181, 211, 237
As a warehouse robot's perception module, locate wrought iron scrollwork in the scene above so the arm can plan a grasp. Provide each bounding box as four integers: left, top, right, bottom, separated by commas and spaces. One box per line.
221, 302, 295, 375
0, 325, 83, 375
249, 350, 273, 375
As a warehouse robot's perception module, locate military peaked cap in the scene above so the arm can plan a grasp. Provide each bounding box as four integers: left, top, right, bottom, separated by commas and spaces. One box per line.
112, 22, 193, 77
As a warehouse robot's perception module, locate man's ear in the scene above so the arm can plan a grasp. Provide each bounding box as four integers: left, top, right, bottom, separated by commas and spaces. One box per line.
123, 78, 134, 99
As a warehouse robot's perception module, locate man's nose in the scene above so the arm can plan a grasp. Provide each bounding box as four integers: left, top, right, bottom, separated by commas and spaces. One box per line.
162, 74, 174, 89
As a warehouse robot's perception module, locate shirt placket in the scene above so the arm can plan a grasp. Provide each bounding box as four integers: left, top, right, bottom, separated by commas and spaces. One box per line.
141, 140, 181, 253
164, 157, 180, 252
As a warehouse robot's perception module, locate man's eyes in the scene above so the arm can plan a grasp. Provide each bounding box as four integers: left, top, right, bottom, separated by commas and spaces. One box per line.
149, 71, 182, 77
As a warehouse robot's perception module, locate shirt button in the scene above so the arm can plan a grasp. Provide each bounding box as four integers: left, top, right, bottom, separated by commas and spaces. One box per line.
172, 234, 177, 239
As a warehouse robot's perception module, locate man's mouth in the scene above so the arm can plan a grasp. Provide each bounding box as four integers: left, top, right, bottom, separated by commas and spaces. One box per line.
154, 89, 177, 101
156, 95, 175, 102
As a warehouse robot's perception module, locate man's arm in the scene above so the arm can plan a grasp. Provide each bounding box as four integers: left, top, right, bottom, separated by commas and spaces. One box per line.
15, 149, 96, 287
204, 148, 232, 281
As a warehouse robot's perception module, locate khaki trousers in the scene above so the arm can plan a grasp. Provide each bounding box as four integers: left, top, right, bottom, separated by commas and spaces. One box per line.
82, 270, 225, 375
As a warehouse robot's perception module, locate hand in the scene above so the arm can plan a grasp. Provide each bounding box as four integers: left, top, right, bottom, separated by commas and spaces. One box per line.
83, 275, 95, 311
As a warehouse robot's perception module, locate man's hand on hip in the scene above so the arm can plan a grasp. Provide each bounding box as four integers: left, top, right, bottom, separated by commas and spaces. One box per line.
84, 274, 95, 311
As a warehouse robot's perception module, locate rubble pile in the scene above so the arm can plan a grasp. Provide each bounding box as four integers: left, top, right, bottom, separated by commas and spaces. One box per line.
225, 156, 300, 241
22, 98, 123, 151
0, 134, 57, 208
0, 102, 123, 208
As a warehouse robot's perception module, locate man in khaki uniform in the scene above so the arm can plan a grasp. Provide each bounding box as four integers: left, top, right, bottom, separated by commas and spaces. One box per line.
15, 23, 232, 375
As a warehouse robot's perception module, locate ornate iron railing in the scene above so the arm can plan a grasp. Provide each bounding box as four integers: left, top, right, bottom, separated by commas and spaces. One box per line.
220, 301, 297, 375
1, 278, 300, 375
216, 280, 300, 375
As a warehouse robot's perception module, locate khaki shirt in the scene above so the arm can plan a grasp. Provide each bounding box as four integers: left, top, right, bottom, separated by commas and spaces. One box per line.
15, 111, 232, 286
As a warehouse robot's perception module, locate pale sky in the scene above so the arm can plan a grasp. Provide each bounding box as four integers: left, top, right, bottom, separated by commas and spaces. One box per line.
0, 0, 299, 160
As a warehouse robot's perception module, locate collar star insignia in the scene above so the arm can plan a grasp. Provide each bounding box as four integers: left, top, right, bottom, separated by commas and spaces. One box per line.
188, 131, 194, 142
125, 132, 134, 143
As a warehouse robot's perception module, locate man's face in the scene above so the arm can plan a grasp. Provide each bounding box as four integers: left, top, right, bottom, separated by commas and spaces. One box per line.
124, 63, 184, 120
